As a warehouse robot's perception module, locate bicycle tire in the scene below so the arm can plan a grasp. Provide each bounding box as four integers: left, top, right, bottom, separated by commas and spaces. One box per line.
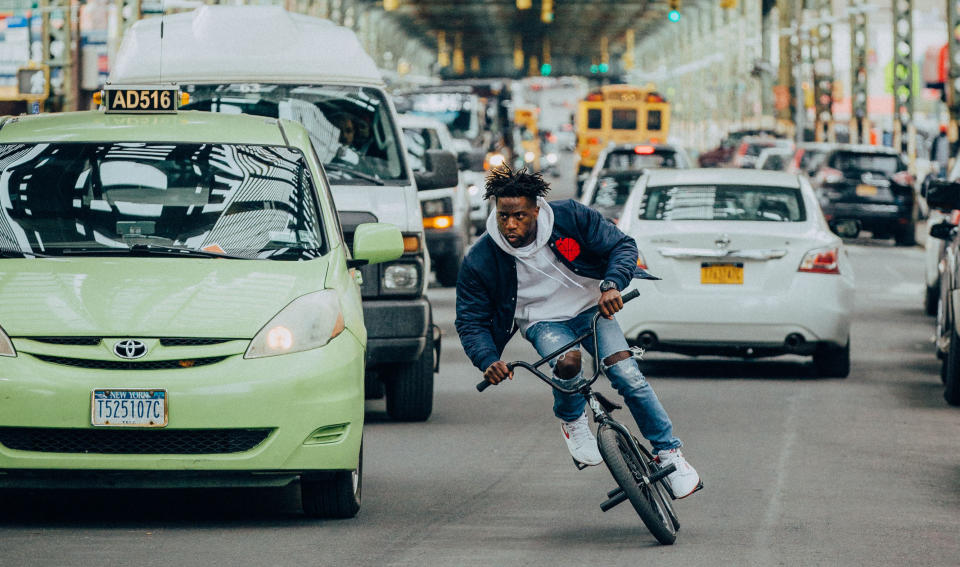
597, 425, 677, 544
636, 442, 680, 531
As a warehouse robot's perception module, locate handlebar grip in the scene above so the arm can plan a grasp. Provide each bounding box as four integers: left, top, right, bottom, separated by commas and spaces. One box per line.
476, 379, 492, 392
621, 288, 640, 303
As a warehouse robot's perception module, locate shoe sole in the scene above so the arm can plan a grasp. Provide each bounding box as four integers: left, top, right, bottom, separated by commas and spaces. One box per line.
675, 479, 704, 499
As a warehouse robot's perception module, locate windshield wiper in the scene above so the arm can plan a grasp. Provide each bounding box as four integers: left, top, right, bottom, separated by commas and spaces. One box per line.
323, 163, 386, 185
58, 244, 251, 260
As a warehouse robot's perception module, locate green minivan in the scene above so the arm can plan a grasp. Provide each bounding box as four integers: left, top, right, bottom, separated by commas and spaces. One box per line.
0, 88, 402, 518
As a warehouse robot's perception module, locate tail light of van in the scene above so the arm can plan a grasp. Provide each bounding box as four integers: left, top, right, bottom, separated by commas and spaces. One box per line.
798, 247, 840, 274
891, 171, 914, 187
817, 167, 844, 185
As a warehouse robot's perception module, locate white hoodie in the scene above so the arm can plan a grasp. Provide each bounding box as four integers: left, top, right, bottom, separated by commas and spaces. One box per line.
487, 197, 602, 334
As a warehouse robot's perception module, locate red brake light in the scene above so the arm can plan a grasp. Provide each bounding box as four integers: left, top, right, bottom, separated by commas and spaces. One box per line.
818, 167, 844, 184
798, 247, 840, 274
587, 93, 604, 101
891, 171, 914, 187
645, 93, 665, 103
951, 210, 960, 225
634, 145, 655, 155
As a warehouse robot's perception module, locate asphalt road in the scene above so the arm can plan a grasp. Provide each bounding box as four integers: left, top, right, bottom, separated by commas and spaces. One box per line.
2, 159, 959, 566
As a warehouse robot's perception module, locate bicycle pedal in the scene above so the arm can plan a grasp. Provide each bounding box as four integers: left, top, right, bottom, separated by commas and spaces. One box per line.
572, 457, 602, 470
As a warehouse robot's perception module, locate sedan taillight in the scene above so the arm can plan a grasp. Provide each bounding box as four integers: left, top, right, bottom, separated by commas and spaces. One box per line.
818, 167, 844, 185
798, 247, 840, 275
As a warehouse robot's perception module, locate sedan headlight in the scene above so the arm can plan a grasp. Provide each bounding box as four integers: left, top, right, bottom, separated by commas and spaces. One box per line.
0, 325, 16, 357
383, 263, 419, 290
245, 290, 344, 359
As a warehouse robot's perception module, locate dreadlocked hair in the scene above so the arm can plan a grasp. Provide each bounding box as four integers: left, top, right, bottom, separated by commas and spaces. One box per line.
483, 165, 551, 201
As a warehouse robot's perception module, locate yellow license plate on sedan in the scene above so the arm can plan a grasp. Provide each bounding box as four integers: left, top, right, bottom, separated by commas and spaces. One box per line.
855, 184, 878, 196
701, 263, 744, 285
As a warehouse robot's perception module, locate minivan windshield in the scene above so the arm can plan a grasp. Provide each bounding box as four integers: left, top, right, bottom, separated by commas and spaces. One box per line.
0, 142, 325, 259
182, 84, 408, 185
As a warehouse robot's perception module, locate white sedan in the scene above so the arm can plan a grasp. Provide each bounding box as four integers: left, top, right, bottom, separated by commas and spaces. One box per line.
615, 168, 855, 377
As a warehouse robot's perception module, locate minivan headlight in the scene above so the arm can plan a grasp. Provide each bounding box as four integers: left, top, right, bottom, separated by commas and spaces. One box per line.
245, 291, 344, 359
0, 325, 16, 357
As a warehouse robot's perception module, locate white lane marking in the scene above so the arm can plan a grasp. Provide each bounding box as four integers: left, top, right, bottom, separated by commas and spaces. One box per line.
752, 391, 802, 565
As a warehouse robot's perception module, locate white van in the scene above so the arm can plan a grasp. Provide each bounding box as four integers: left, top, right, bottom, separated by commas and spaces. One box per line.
398, 114, 470, 287
110, 6, 451, 421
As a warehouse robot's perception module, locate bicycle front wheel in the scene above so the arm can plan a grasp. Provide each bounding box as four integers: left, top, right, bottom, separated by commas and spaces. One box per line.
597, 425, 677, 545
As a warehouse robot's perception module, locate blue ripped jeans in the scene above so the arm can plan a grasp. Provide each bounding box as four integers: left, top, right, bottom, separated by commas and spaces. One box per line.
525, 307, 681, 453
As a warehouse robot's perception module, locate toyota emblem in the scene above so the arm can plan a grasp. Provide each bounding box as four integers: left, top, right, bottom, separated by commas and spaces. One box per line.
715, 234, 731, 249
114, 339, 148, 360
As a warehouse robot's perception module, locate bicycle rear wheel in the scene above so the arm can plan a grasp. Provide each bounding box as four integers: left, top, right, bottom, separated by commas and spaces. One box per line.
597, 425, 677, 545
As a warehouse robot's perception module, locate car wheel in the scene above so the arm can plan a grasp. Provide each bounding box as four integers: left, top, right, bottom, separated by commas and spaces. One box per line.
384, 324, 435, 421
945, 325, 960, 406
894, 222, 917, 246
814, 338, 850, 378
925, 283, 940, 317
301, 443, 362, 519
435, 252, 462, 288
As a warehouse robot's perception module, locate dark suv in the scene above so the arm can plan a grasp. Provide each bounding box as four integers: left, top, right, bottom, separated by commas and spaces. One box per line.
812, 145, 916, 245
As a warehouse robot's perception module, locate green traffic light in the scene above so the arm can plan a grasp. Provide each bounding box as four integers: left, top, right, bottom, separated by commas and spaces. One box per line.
541, 63, 552, 76
590, 64, 599, 74
598, 63, 609, 73
668, 9, 681, 22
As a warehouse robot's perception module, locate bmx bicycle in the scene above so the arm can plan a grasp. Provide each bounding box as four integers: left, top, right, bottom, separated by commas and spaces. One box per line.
476, 288, 681, 545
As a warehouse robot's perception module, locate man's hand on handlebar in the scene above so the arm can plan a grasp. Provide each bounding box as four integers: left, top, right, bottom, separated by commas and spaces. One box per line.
484, 360, 514, 385
598, 289, 624, 319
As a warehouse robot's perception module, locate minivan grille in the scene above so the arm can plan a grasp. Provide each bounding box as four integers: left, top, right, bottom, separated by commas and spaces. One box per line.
30, 354, 228, 370
0, 427, 272, 454
27, 337, 102, 346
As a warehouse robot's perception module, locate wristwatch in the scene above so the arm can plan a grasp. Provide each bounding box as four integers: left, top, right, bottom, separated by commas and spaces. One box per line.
599, 280, 618, 292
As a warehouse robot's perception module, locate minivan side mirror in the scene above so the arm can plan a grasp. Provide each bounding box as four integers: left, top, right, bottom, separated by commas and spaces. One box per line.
925, 180, 960, 212
414, 150, 459, 191
349, 222, 403, 268
457, 149, 485, 172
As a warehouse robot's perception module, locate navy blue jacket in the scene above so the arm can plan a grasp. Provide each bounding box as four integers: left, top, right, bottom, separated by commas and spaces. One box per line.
455, 199, 649, 372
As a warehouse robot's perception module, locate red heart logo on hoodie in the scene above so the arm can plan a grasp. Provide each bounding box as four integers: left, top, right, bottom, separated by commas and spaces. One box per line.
555, 238, 581, 262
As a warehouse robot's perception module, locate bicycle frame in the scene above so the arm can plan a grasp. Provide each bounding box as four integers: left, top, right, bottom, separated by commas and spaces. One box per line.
502, 307, 653, 468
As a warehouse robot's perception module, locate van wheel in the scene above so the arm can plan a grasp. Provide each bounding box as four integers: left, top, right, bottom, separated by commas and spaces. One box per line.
814, 339, 850, 378
301, 444, 362, 519
435, 253, 462, 288
385, 327, 435, 421
945, 325, 960, 406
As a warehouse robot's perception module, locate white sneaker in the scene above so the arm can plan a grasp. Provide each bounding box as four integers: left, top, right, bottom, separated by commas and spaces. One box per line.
561, 412, 603, 466
655, 448, 702, 499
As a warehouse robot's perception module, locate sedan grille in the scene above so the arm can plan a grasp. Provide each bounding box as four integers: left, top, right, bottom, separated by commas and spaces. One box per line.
0, 427, 272, 454
30, 354, 228, 370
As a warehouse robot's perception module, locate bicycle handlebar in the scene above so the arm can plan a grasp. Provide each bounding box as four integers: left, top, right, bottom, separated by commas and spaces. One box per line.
476, 288, 641, 392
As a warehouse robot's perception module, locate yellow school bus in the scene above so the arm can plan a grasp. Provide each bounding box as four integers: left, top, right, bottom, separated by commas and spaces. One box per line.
575, 84, 671, 176
513, 105, 541, 171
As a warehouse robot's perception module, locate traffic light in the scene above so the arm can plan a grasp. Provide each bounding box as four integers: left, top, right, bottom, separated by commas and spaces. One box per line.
540, 63, 552, 76
668, 0, 680, 22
